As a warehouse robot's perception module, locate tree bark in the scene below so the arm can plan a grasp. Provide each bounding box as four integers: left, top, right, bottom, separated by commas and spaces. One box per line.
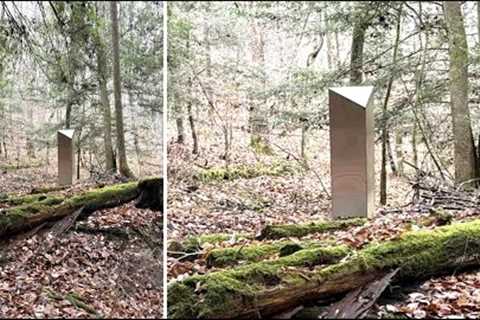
93, 8, 115, 173
187, 102, 198, 154
135, 177, 163, 212
380, 5, 402, 205
110, 1, 134, 178
248, 15, 270, 153
350, 15, 366, 84
0, 177, 161, 237
444, 1, 477, 184
395, 127, 404, 176
168, 219, 480, 319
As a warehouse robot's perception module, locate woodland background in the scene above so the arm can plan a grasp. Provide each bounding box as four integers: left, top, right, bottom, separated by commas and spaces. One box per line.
0, 2, 163, 318
167, 2, 480, 319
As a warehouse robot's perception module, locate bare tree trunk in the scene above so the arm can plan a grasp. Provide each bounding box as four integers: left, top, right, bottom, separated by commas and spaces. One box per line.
187, 102, 198, 154
395, 128, 404, 176
174, 91, 185, 144
248, 15, 270, 153
301, 125, 307, 159
324, 8, 336, 71
477, 2, 480, 43
129, 91, 142, 177
350, 17, 366, 84
26, 104, 35, 159
380, 5, 402, 205
93, 6, 115, 173
110, 1, 134, 178
386, 132, 396, 174
444, 1, 477, 184
186, 35, 198, 154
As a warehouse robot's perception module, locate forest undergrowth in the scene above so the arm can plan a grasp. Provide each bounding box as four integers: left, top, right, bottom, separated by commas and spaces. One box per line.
0, 162, 163, 318
167, 131, 480, 319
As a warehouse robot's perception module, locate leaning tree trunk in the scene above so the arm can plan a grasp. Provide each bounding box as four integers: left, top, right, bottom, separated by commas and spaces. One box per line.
110, 1, 134, 178
444, 1, 477, 185
168, 219, 480, 319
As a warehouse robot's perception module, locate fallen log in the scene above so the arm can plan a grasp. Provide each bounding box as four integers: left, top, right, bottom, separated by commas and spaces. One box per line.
135, 177, 163, 212
168, 219, 480, 319
0, 177, 161, 238
0, 193, 65, 206
30, 185, 67, 194
205, 239, 338, 268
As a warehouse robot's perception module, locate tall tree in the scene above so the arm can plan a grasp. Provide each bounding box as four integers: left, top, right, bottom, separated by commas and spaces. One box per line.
92, 4, 115, 172
248, 7, 271, 154
350, 4, 368, 85
444, 1, 477, 184
380, 4, 402, 205
110, 1, 134, 178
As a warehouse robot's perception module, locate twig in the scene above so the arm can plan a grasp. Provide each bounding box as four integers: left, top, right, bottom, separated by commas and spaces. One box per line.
270, 141, 330, 198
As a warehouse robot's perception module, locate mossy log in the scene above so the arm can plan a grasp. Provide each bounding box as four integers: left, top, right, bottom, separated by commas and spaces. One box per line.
30, 185, 67, 194
171, 218, 364, 257
257, 218, 367, 240
0, 194, 65, 206
135, 177, 163, 212
168, 219, 480, 319
206, 239, 339, 268
0, 177, 161, 237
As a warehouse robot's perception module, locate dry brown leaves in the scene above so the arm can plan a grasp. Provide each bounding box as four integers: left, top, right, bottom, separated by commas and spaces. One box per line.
0, 201, 162, 318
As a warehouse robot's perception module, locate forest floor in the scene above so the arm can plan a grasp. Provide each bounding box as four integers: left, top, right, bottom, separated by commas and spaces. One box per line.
0, 164, 163, 318
167, 133, 480, 319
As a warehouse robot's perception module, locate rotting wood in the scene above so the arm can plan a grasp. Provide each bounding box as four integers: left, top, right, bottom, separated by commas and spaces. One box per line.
325, 268, 399, 318
0, 177, 161, 238
168, 219, 480, 319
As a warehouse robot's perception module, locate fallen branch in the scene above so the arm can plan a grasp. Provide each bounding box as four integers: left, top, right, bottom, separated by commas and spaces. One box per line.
324, 268, 399, 318
45, 288, 100, 317
50, 207, 84, 236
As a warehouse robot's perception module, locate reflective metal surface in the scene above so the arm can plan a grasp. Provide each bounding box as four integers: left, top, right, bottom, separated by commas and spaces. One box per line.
58, 129, 75, 186
329, 87, 375, 218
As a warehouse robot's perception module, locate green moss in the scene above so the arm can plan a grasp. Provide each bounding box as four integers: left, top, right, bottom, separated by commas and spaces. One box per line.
206, 240, 336, 267
30, 185, 67, 194
317, 219, 480, 281
250, 136, 274, 155
169, 220, 480, 318
167, 283, 198, 319
195, 161, 297, 183
65, 182, 138, 207
0, 182, 139, 236
0, 195, 65, 233
259, 218, 367, 239
1, 194, 64, 206
168, 245, 350, 318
